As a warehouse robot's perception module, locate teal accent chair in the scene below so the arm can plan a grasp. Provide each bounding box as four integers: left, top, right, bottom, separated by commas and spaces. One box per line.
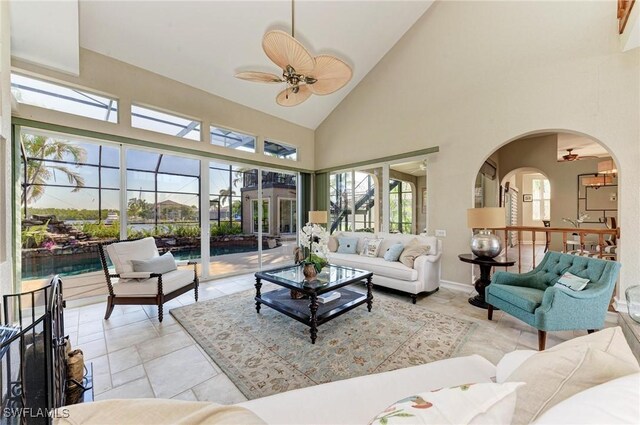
486, 251, 621, 351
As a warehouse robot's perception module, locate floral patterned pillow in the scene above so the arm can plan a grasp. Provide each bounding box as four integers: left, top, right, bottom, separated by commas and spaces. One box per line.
369, 382, 523, 425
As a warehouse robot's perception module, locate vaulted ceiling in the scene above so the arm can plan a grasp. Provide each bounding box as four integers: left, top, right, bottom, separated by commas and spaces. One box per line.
11, 1, 434, 129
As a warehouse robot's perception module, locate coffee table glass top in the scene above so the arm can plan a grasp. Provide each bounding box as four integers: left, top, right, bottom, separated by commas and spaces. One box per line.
259, 264, 371, 290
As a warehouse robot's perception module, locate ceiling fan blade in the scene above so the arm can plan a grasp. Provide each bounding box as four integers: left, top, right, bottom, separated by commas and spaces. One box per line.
235, 71, 284, 83
262, 30, 315, 75
308, 55, 353, 95
276, 85, 312, 107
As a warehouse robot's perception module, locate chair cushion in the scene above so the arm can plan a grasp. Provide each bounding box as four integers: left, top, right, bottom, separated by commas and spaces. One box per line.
489, 284, 545, 313
131, 252, 177, 274
106, 237, 159, 274
328, 253, 418, 281
113, 269, 194, 296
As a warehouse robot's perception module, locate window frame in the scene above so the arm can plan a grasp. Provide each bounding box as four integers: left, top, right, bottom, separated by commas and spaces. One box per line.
131, 103, 202, 141
209, 125, 257, 153
264, 139, 298, 161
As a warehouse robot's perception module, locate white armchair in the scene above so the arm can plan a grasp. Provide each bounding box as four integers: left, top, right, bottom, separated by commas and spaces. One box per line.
98, 237, 199, 322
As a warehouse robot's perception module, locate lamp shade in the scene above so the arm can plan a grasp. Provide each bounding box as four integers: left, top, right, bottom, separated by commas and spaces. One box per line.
597, 159, 617, 175
308, 211, 328, 224
467, 208, 506, 229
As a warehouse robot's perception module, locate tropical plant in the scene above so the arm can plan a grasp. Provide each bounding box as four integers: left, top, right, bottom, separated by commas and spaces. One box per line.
80, 222, 120, 239
210, 221, 243, 236
22, 134, 86, 205
127, 198, 154, 219
218, 189, 236, 206
21, 220, 50, 248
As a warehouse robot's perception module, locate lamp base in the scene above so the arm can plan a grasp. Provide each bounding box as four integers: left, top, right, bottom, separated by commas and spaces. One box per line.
471, 230, 502, 258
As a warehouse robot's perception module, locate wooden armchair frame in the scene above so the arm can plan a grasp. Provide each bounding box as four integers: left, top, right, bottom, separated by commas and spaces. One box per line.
98, 239, 199, 322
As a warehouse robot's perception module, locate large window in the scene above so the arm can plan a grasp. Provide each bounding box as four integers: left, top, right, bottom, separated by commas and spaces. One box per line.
20, 130, 120, 281
532, 178, 551, 221
210, 126, 256, 152
389, 180, 413, 233
264, 140, 297, 160
131, 104, 201, 140
11, 74, 118, 123
329, 172, 353, 233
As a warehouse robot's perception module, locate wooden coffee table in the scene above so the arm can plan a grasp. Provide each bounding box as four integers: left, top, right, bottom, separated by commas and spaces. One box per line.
254, 264, 373, 344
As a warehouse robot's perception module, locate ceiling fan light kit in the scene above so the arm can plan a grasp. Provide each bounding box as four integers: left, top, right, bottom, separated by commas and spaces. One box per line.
235, 1, 352, 107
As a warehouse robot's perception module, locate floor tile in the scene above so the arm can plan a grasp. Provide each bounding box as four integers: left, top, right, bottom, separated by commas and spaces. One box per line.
136, 331, 194, 363
112, 364, 147, 387
103, 310, 150, 330
80, 337, 107, 360
108, 346, 143, 374
95, 377, 155, 400
192, 374, 247, 404
145, 345, 217, 398
172, 389, 198, 401
77, 330, 105, 345
104, 320, 159, 352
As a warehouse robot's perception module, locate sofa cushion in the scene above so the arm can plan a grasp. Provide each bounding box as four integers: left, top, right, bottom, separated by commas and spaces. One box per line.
489, 284, 545, 313
506, 328, 640, 424
377, 235, 417, 258
399, 245, 430, 269
384, 243, 405, 262
361, 238, 383, 257
113, 269, 194, 296
131, 252, 177, 274
328, 253, 418, 281
335, 231, 373, 254
105, 237, 158, 274
328, 236, 338, 253
533, 373, 640, 425
336, 237, 358, 254
370, 382, 523, 425
548, 326, 638, 366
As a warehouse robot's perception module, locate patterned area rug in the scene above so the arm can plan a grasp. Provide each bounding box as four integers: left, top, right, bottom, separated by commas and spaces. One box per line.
171, 289, 476, 400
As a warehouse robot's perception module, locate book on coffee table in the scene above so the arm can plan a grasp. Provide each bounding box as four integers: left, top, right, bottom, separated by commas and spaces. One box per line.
317, 291, 341, 304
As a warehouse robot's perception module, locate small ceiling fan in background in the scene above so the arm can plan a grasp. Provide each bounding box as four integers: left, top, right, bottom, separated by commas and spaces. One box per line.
235, 0, 353, 107
558, 148, 598, 162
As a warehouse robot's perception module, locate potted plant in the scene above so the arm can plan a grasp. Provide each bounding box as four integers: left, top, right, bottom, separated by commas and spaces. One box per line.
298, 223, 329, 280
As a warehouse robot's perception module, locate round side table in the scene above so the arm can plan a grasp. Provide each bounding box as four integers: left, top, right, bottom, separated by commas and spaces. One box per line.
458, 254, 516, 309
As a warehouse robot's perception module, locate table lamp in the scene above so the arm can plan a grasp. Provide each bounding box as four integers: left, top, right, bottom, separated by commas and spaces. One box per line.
308, 211, 328, 224
467, 207, 505, 258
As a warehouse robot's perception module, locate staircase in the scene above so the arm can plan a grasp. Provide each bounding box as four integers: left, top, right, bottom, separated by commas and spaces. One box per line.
330, 180, 399, 233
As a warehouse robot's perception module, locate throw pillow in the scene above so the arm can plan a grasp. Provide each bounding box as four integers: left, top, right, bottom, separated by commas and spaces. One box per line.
369, 382, 523, 425
131, 252, 177, 274
506, 345, 639, 424
337, 237, 359, 254
548, 327, 639, 367
328, 236, 339, 253
362, 238, 383, 257
399, 245, 430, 268
554, 272, 590, 291
384, 243, 405, 262
534, 373, 640, 425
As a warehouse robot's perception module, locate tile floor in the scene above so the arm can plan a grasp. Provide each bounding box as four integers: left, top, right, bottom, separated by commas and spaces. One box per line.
63, 273, 611, 405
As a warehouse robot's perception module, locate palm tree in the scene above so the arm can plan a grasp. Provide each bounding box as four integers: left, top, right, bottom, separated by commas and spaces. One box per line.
218, 189, 236, 206
22, 134, 86, 205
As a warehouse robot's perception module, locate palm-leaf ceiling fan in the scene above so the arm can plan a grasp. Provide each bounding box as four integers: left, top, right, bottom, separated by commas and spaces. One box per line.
235, 0, 353, 107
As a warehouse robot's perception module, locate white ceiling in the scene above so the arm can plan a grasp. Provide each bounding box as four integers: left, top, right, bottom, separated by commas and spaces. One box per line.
557, 133, 611, 160
10, 0, 79, 75
77, 0, 434, 129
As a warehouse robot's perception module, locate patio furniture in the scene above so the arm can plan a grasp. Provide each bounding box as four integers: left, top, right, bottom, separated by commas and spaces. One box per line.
486, 251, 621, 350
98, 237, 199, 322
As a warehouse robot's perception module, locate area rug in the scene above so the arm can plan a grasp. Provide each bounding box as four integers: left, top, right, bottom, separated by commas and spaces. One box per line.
171, 289, 476, 399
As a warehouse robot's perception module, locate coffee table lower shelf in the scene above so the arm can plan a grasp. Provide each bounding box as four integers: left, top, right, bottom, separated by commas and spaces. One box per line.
255, 287, 370, 343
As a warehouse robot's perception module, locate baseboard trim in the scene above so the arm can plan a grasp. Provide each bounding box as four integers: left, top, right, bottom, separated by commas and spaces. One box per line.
440, 280, 472, 294
606, 311, 619, 323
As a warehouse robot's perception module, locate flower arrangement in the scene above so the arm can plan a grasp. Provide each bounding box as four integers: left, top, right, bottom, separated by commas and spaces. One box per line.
562, 213, 589, 228
299, 223, 329, 275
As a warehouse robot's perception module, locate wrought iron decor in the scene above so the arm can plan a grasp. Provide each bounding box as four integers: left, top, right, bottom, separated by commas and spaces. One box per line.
0, 276, 91, 424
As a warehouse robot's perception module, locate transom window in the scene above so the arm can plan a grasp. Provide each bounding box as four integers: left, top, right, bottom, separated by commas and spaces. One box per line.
264, 140, 297, 161
210, 126, 256, 152
11, 73, 118, 123
131, 104, 201, 141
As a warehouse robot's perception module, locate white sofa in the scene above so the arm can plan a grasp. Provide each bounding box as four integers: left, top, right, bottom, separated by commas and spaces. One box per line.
327, 231, 442, 303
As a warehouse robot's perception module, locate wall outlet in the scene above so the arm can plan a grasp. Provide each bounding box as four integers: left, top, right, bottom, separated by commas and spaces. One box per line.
435, 229, 446, 237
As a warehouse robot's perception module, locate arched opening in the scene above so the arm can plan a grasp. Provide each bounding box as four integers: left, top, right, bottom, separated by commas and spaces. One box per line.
473, 131, 619, 272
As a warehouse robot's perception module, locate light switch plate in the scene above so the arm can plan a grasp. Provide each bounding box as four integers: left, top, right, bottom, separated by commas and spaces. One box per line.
435, 229, 446, 237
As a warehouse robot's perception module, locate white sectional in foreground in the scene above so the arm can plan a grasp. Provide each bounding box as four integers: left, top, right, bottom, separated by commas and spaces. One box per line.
327, 231, 442, 303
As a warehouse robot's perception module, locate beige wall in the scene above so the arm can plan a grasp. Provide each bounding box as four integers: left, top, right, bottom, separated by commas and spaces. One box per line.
315, 1, 640, 300
0, 2, 12, 298
12, 49, 315, 171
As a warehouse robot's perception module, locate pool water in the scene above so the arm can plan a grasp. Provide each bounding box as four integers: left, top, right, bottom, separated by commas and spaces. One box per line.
21, 244, 263, 280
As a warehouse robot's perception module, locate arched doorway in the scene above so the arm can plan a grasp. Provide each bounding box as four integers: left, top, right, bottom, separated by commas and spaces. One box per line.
473, 131, 619, 272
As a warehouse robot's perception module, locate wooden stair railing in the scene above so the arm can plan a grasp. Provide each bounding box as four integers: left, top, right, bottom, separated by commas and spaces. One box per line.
490, 226, 619, 273
618, 0, 636, 33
